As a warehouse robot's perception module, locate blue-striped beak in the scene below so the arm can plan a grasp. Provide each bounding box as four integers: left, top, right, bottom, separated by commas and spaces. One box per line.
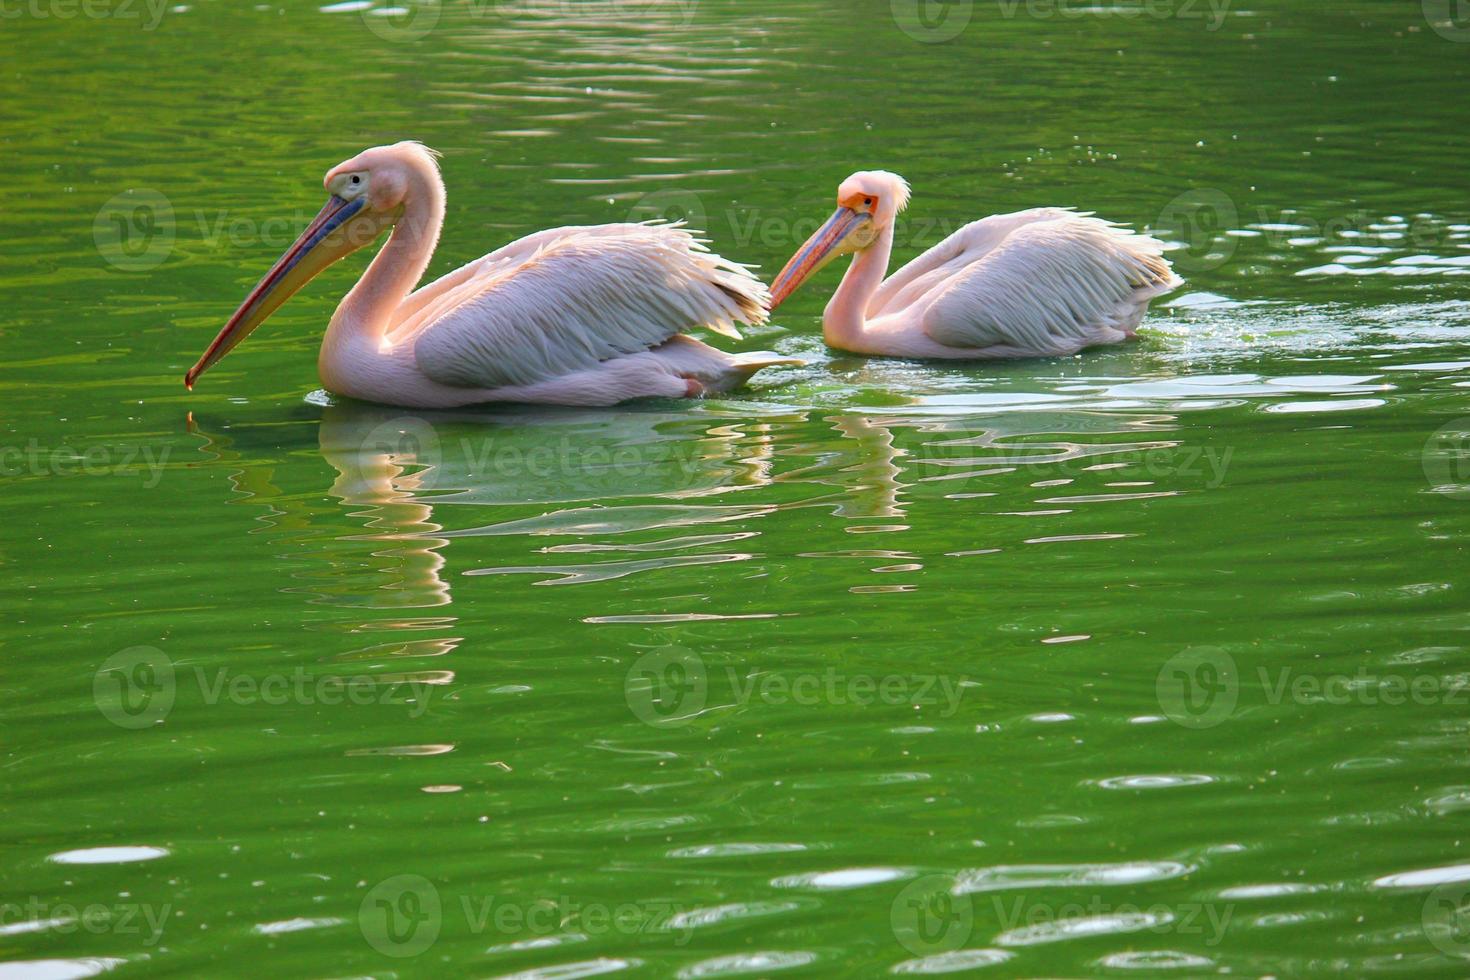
186, 194, 370, 389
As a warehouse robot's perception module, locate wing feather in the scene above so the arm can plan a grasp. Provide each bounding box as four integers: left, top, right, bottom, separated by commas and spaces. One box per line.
920, 214, 1178, 353
413, 223, 768, 390
869, 208, 1080, 317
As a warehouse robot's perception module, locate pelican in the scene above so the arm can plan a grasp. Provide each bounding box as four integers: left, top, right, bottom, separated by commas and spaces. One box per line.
185, 142, 797, 407
767, 171, 1181, 359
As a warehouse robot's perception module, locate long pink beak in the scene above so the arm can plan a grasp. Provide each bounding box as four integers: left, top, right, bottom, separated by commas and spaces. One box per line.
768, 205, 871, 310
185, 194, 366, 389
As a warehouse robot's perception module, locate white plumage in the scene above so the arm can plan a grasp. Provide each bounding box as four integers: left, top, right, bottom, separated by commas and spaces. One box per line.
768, 172, 1180, 360
187, 143, 796, 408
916, 209, 1179, 355
413, 223, 764, 390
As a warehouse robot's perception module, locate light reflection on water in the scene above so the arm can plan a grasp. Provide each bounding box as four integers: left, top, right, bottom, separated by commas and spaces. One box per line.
177, 352, 1442, 614
8, 0, 1470, 974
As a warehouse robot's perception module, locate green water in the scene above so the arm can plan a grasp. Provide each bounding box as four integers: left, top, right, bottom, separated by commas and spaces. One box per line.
7, 0, 1470, 975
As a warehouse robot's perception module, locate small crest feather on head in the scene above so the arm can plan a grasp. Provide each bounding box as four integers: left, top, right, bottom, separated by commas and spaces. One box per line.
393, 140, 443, 173
327, 140, 443, 185
839, 170, 910, 215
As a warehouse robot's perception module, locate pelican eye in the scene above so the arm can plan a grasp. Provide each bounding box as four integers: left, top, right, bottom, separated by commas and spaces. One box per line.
864, 196, 874, 208
351, 175, 361, 185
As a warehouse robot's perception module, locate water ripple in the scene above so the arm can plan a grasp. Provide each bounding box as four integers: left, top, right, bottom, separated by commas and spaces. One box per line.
677, 952, 817, 977
955, 862, 1193, 894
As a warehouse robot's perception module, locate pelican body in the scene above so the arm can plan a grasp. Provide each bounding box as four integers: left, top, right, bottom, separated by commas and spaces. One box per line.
768, 171, 1180, 359
186, 142, 795, 407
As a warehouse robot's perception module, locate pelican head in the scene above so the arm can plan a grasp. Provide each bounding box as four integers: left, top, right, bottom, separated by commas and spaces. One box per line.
185, 141, 442, 389
768, 170, 910, 310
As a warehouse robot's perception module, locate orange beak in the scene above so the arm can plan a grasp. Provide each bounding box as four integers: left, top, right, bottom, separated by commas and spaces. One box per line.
186, 194, 376, 389
768, 205, 873, 310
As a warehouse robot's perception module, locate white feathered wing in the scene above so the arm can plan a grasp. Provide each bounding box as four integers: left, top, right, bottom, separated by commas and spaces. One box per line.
411, 223, 769, 390
900, 209, 1180, 357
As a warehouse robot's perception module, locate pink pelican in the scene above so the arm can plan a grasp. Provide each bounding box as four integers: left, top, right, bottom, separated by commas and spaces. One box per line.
767, 171, 1180, 359
185, 142, 796, 407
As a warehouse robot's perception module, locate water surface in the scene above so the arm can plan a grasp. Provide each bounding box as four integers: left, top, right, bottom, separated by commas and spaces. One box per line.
6, 1, 1470, 975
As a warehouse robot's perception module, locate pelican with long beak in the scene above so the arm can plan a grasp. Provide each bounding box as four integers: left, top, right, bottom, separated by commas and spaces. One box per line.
767, 170, 1180, 359
186, 142, 797, 407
